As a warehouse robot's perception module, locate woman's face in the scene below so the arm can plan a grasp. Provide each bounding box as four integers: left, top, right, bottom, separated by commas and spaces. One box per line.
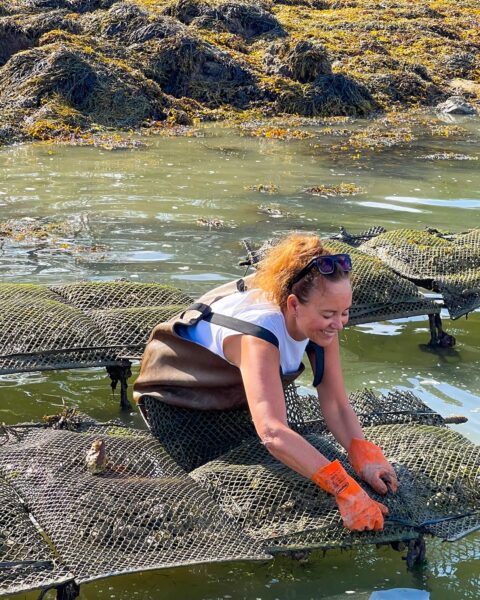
286, 278, 352, 346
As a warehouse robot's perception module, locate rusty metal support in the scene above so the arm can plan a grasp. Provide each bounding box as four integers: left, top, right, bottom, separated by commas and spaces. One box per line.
106, 362, 132, 411
56, 581, 80, 600
428, 313, 456, 348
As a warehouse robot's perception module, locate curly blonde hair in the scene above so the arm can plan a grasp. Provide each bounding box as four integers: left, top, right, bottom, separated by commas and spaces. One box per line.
252, 233, 349, 310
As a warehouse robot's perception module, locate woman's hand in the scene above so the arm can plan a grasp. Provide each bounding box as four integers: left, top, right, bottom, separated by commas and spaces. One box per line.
312, 459, 388, 531
348, 438, 399, 495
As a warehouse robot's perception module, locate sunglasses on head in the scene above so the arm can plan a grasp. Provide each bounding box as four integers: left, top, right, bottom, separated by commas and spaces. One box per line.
289, 253, 352, 287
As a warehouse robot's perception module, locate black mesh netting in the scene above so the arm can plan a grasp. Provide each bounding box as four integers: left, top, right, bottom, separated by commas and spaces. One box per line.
0, 281, 192, 374
190, 421, 479, 552
139, 387, 450, 472
0, 422, 268, 597
1, 387, 478, 596
359, 228, 480, 319
141, 387, 479, 548
0, 477, 73, 595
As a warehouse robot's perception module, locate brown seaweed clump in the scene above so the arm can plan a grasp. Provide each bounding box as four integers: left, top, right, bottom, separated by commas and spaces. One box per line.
0, 41, 171, 126
133, 33, 258, 107
277, 74, 378, 117
165, 0, 285, 39
265, 39, 332, 83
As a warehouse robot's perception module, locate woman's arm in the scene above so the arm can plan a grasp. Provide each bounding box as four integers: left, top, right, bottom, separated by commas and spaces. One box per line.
224, 333, 331, 478
311, 335, 364, 450
223, 333, 389, 531
312, 336, 398, 494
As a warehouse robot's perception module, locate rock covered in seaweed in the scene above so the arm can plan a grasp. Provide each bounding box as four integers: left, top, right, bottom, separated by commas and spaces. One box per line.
0, 0, 478, 145
133, 32, 257, 107
165, 0, 285, 38
0, 41, 171, 126
277, 74, 378, 117
265, 40, 332, 83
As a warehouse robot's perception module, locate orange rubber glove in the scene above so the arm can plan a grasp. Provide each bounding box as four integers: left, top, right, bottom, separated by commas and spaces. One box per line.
348, 438, 399, 495
312, 459, 388, 531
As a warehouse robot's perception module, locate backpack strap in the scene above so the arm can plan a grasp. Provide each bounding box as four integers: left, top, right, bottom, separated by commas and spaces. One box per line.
306, 341, 325, 387
184, 302, 280, 349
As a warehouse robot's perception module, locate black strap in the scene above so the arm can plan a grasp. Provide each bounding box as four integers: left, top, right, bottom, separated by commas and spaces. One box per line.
306, 341, 325, 387
185, 303, 279, 348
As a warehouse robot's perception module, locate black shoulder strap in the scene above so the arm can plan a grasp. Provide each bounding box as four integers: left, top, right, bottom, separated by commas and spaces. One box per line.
187, 303, 279, 349
306, 341, 325, 387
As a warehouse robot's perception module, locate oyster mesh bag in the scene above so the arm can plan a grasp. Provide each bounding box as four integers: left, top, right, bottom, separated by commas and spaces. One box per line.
0, 281, 191, 374
359, 228, 480, 319
142, 386, 480, 547
0, 421, 268, 597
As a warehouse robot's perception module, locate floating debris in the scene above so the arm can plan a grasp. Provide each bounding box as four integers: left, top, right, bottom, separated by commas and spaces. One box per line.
257, 204, 289, 218
245, 184, 280, 194
304, 183, 365, 197
196, 217, 225, 229
239, 126, 313, 140
43, 406, 82, 431
0, 217, 83, 243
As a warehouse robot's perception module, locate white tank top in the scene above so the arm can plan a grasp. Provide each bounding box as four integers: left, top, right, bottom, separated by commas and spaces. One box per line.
178, 289, 309, 374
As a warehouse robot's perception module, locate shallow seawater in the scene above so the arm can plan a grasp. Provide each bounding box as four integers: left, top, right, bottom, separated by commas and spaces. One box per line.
1, 113, 479, 599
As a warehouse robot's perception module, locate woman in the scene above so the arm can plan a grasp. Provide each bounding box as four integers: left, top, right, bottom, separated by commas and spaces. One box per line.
134, 233, 398, 531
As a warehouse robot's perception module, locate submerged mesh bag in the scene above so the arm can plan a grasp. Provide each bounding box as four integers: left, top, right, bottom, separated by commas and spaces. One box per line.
0, 281, 191, 375
0, 421, 268, 597
359, 228, 480, 319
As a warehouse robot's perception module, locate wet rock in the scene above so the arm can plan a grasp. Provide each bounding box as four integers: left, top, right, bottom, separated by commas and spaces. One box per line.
278, 74, 377, 117
0, 42, 171, 126
166, 0, 284, 39
265, 40, 332, 83
135, 33, 257, 107
436, 95, 477, 115
367, 71, 443, 105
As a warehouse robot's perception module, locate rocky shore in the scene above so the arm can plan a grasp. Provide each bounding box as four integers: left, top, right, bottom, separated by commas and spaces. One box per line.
0, 0, 478, 146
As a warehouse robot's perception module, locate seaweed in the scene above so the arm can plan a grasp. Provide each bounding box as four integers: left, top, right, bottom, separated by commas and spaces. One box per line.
303, 183, 365, 197
134, 32, 257, 107
166, 0, 285, 39
0, 0, 478, 146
